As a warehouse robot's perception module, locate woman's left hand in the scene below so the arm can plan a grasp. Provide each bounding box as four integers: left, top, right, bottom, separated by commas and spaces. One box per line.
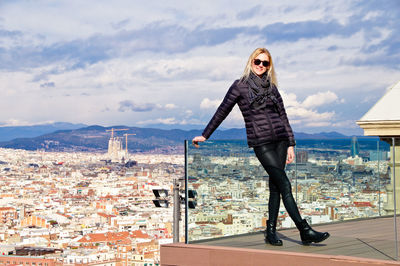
286, 146, 295, 164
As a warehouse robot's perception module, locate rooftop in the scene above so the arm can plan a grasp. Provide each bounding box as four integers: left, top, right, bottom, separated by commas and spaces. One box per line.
161, 216, 400, 265
359, 80, 400, 122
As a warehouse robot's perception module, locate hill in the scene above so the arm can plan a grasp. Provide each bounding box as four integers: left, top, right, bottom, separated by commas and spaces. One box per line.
0, 122, 87, 141
0, 125, 244, 153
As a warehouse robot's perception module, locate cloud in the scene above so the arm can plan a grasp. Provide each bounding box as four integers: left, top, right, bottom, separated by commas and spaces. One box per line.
200, 98, 220, 109
302, 91, 338, 108
165, 103, 177, 109
0, 23, 245, 71
111, 19, 130, 30
5, 2, 396, 72
118, 100, 159, 112
0, 1, 399, 135
261, 20, 351, 43
6, 20, 347, 71
287, 107, 335, 124
137, 117, 203, 126
280, 90, 338, 128
0, 118, 55, 127
118, 101, 177, 112
132, 55, 241, 82
344, 1, 400, 69
332, 119, 360, 129
0, 28, 22, 38
361, 94, 379, 104
185, 110, 193, 117
40, 81, 55, 88
236, 5, 263, 20
304, 121, 331, 127
362, 11, 382, 21
137, 117, 179, 125
0, 3, 397, 77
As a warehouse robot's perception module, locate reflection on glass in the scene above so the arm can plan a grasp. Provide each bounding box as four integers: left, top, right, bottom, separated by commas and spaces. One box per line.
187, 138, 390, 242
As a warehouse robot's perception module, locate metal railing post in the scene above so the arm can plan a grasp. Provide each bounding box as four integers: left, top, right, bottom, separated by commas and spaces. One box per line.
392, 137, 398, 260
184, 140, 189, 244
378, 141, 381, 216
173, 179, 180, 243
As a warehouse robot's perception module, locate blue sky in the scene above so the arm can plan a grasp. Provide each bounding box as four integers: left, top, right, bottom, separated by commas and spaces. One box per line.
0, 0, 399, 135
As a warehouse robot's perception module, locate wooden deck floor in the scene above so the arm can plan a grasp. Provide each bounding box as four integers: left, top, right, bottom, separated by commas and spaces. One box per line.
191, 216, 400, 262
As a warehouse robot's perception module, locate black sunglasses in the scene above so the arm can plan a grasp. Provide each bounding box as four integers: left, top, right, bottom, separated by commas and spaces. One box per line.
253, 59, 270, 67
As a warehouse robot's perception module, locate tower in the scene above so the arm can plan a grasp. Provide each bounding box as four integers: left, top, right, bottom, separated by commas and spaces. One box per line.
106, 128, 129, 162
350, 136, 360, 157
108, 137, 127, 162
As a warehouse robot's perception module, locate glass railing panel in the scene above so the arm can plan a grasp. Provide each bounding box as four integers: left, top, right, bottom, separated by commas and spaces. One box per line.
186, 140, 265, 242
289, 138, 390, 229
186, 138, 390, 242
383, 137, 400, 260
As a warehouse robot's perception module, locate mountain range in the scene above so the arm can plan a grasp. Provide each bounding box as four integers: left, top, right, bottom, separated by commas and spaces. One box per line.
0, 122, 357, 153
0, 122, 86, 142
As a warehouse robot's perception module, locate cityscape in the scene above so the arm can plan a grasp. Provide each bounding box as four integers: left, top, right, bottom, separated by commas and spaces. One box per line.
0, 133, 393, 265
0, 133, 184, 266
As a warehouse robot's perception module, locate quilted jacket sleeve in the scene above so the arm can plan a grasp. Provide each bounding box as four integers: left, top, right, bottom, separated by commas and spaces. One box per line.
202, 80, 240, 139
273, 85, 296, 146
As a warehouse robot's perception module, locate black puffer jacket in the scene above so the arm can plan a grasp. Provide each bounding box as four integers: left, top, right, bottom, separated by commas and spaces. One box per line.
202, 79, 295, 147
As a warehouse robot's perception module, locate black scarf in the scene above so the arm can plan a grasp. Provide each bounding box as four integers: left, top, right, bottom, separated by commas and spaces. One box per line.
248, 72, 281, 112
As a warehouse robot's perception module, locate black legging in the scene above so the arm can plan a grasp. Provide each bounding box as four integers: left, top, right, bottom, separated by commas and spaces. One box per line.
253, 141, 302, 225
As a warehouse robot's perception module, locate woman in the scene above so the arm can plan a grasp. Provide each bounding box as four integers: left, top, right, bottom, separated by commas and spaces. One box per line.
192, 48, 329, 246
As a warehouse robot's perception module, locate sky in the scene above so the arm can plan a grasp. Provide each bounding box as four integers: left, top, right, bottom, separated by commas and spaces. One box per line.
0, 0, 399, 135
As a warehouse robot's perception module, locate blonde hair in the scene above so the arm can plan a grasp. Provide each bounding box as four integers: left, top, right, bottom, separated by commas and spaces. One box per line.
240, 48, 278, 86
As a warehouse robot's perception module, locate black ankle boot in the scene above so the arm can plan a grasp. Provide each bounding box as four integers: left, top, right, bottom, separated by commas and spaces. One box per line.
295, 219, 330, 245
264, 220, 283, 246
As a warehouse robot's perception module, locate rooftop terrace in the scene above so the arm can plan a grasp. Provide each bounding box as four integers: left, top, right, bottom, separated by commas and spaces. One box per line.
161, 216, 400, 265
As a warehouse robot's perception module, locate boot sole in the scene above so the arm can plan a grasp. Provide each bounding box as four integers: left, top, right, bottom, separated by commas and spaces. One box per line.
301, 233, 330, 245
265, 239, 283, 246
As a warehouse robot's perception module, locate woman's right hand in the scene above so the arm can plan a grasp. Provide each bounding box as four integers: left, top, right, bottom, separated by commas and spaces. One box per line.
192, 136, 206, 148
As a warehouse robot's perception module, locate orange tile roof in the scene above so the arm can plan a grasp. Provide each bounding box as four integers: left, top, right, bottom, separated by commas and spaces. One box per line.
0, 207, 15, 211
354, 201, 373, 207
0, 194, 15, 198
78, 231, 130, 243
97, 212, 116, 218
130, 230, 150, 239
116, 238, 131, 245
56, 212, 72, 219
